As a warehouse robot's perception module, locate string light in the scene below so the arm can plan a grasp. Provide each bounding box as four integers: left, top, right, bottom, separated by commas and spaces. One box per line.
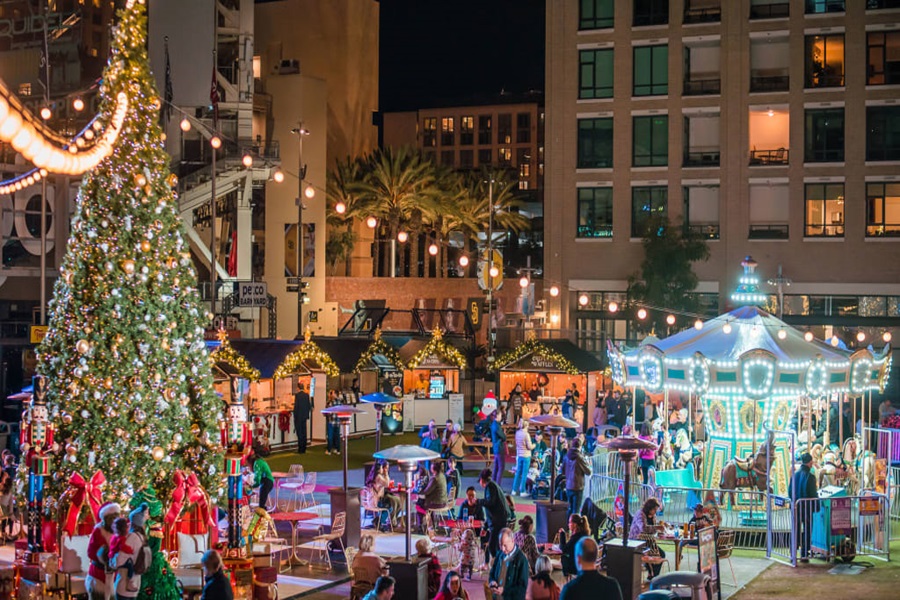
366, 216, 377, 228
694, 319, 703, 330
304, 184, 315, 199
242, 154, 253, 168
608, 301, 618, 313
804, 331, 814, 342
519, 276, 529, 288
209, 331, 260, 381
210, 136, 222, 149
428, 243, 438, 256
857, 331, 866, 343
272, 169, 285, 183
637, 308, 648, 320
884, 332, 892, 343
397, 231, 408, 243
273, 332, 340, 379
723, 322, 732, 334
666, 314, 676, 326
458, 255, 469, 267
73, 98, 85, 112
492, 337, 579, 375
777, 328, 787, 340
335, 201, 346, 214
550, 313, 559, 325
354, 329, 404, 373
40, 106, 52, 120
180, 118, 191, 132
489, 265, 500, 278
407, 328, 466, 370
549, 285, 559, 297
831, 336, 840, 347
578, 294, 589, 306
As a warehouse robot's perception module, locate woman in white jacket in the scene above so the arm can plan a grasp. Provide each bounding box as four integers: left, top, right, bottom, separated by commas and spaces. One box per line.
113, 504, 148, 600
511, 419, 535, 497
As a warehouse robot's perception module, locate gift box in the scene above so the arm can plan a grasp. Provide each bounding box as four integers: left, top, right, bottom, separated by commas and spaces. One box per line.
253, 581, 277, 600
232, 566, 253, 587
16, 579, 42, 600
39, 552, 58, 575
18, 566, 43, 584
44, 572, 67, 591
13, 539, 26, 563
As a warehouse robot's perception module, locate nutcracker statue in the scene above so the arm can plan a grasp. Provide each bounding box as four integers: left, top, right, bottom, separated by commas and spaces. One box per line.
220, 377, 252, 550
20, 375, 53, 559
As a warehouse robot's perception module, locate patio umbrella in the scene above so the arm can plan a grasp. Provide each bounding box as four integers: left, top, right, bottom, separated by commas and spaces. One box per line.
321, 404, 367, 492
600, 435, 658, 546
374, 444, 441, 561
530, 413, 580, 504
360, 392, 401, 452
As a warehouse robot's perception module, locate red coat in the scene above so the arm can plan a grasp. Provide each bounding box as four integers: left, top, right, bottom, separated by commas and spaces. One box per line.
87, 526, 112, 582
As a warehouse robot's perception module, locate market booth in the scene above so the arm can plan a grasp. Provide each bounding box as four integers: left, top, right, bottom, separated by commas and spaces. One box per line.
494, 336, 606, 424
398, 328, 468, 427
351, 329, 407, 433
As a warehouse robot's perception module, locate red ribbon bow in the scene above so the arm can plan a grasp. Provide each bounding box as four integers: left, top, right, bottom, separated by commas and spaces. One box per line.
62, 470, 105, 537
164, 470, 187, 525
185, 472, 215, 529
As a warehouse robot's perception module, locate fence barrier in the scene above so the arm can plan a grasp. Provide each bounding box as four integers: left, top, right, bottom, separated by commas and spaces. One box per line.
793, 494, 890, 566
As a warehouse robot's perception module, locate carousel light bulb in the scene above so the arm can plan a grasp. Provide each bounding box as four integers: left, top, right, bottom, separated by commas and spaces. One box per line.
304, 184, 316, 199
608, 301, 618, 313
519, 276, 529, 288
335, 201, 346, 214
723, 322, 732, 334
428, 243, 439, 256
857, 331, 866, 343
666, 314, 676, 326
210, 136, 222, 149
397, 231, 408, 243
549, 285, 560, 297
804, 331, 814, 342
777, 328, 787, 340
458, 255, 469, 267
180, 117, 191, 132
883, 332, 892, 343
40, 106, 51, 120
242, 154, 253, 167
489, 265, 500, 278
694, 319, 703, 330
272, 169, 285, 183
578, 294, 589, 307
366, 216, 378, 229
637, 308, 648, 320
72, 98, 85, 112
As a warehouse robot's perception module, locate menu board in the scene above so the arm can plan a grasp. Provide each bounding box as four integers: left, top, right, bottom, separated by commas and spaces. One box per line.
697, 526, 720, 599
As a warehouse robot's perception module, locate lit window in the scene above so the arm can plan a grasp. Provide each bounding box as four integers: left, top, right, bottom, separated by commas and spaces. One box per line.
867, 31, 900, 86
18, 83, 31, 96
633, 46, 668, 96
441, 117, 455, 146
633, 115, 668, 167
805, 34, 845, 88
579, 0, 614, 30
866, 182, 900, 238
579, 49, 614, 99
423, 117, 437, 148
577, 187, 613, 238
577, 118, 613, 169
804, 183, 844, 238
253, 56, 261, 79
631, 186, 668, 237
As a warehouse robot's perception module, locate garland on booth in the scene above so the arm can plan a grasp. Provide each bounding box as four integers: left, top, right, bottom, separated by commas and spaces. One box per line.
273, 329, 340, 379
407, 328, 467, 370
354, 328, 404, 373
209, 329, 260, 381
491, 337, 580, 375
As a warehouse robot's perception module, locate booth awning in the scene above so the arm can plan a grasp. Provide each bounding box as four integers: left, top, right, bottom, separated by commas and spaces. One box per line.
495, 338, 604, 375
229, 340, 303, 379
399, 329, 468, 370
314, 338, 374, 373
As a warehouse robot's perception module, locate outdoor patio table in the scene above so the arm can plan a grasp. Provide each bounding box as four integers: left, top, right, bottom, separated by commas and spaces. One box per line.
657, 534, 697, 570
270, 511, 319, 566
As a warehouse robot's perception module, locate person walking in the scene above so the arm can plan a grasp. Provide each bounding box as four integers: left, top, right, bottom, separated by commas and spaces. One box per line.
510, 384, 525, 426
561, 437, 592, 518
512, 419, 534, 497
477, 469, 509, 564
487, 528, 530, 600
200, 549, 233, 600
491, 410, 509, 485
790, 452, 818, 562
559, 538, 622, 600
293, 382, 311, 454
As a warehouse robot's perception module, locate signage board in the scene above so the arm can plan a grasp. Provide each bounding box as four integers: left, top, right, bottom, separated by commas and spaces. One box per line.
237, 282, 268, 307
697, 526, 720, 599
477, 248, 504, 291
448, 393, 465, 425
859, 497, 881, 516
29, 325, 48, 344
830, 497, 851, 535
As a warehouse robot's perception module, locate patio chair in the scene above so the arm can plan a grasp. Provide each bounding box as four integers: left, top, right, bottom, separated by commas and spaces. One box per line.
299, 471, 317, 510
277, 465, 305, 511
637, 534, 670, 581
716, 529, 737, 586
426, 485, 457, 531
425, 513, 460, 567
360, 487, 392, 532
308, 511, 346, 570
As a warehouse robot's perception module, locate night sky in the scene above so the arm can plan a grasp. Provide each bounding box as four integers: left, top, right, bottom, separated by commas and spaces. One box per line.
379, 0, 545, 112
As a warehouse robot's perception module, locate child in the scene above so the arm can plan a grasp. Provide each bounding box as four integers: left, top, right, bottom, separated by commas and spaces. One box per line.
525, 459, 540, 494
456, 528, 477, 581
108, 517, 138, 591
415, 538, 442, 599
246, 444, 275, 510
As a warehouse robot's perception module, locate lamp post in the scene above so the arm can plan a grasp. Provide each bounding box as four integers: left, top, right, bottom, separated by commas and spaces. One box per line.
291, 123, 311, 337
529, 413, 579, 544
486, 178, 496, 365
322, 404, 365, 549
360, 392, 401, 452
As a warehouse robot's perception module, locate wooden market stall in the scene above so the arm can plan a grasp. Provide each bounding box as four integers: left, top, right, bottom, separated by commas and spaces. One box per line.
351, 329, 407, 433
398, 328, 468, 427
494, 337, 606, 425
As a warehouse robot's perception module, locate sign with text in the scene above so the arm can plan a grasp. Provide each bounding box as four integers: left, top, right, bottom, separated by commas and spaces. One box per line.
830, 497, 851, 535
697, 526, 719, 598
467, 297, 483, 330
29, 325, 48, 344
859, 497, 881, 516
237, 282, 268, 307
505, 352, 566, 373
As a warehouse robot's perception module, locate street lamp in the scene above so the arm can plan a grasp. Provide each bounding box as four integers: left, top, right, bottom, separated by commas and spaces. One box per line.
321, 404, 366, 492
291, 123, 311, 338
360, 392, 401, 452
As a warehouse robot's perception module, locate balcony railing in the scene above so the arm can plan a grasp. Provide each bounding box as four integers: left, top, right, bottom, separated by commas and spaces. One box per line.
750, 73, 789, 92
867, 0, 900, 9
808, 71, 845, 88
749, 224, 789, 239
806, 148, 843, 163
684, 4, 721, 23
685, 223, 720, 239
750, 2, 790, 19
683, 149, 721, 167
634, 9, 669, 27
577, 225, 614, 239
749, 148, 789, 165
804, 224, 844, 238
683, 78, 721, 95
806, 0, 845, 13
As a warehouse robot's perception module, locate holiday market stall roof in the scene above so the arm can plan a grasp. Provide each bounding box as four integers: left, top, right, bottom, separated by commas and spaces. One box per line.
397, 329, 468, 370
494, 338, 605, 375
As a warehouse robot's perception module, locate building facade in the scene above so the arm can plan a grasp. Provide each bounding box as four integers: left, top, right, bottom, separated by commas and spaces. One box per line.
545, 0, 900, 356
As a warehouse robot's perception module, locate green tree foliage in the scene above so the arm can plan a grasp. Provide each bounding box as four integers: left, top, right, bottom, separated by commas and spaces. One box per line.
31, 4, 223, 506
627, 216, 711, 333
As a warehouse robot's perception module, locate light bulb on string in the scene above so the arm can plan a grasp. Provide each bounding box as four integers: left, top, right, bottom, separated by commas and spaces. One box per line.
857, 331, 866, 343
666, 314, 676, 326
397, 231, 408, 243
366, 216, 378, 229
519, 276, 529, 288
334, 201, 346, 214
883, 332, 892, 343
549, 285, 559, 297
489, 265, 500, 278
578, 294, 589, 307
458, 255, 469, 267
210, 136, 222, 149
40, 106, 52, 120
550, 314, 560, 325
637, 308, 648, 320
777, 328, 787, 340
242, 154, 253, 168
428, 243, 439, 256
72, 98, 84, 112
805, 331, 814, 342
694, 319, 703, 330
304, 184, 315, 199
272, 169, 284, 183
180, 118, 191, 132
608, 301, 618, 313
723, 322, 732, 334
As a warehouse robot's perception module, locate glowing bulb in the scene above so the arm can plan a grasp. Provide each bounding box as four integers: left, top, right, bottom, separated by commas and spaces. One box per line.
519, 276, 529, 288
549, 285, 559, 297
397, 231, 408, 243
777, 328, 787, 340
883, 332, 892, 343
242, 154, 253, 167
366, 216, 378, 229
767, 108, 774, 117
666, 314, 676, 326
304, 184, 316, 199
458, 255, 469, 267
40, 106, 51, 120
831, 336, 840, 347
72, 98, 84, 112
578, 294, 589, 307
608, 301, 618, 313
857, 331, 866, 343
180, 118, 191, 132
273, 170, 285, 183
723, 323, 732, 334
335, 201, 346, 214
637, 308, 648, 320
550, 313, 560, 325
489, 266, 500, 278
804, 331, 814, 342
428, 243, 439, 256
210, 136, 222, 149
694, 319, 703, 330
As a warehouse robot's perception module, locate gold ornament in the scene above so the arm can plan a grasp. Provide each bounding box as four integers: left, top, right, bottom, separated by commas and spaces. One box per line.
135, 174, 147, 187
190, 423, 201, 436
168, 174, 178, 187
122, 259, 135, 275
76, 339, 91, 354
140, 240, 151, 252
62, 414, 73, 425
65, 443, 77, 456
151, 446, 165, 461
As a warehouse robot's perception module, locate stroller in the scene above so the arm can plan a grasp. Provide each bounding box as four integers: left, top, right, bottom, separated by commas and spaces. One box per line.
580, 497, 617, 570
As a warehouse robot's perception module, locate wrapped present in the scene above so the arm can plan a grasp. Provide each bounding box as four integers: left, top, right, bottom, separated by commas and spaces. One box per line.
44, 572, 67, 591
16, 579, 42, 600
14, 539, 26, 562
38, 552, 58, 575
18, 566, 42, 584
253, 581, 277, 600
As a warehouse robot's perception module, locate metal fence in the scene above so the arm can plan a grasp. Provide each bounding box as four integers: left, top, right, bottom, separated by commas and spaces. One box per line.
766, 494, 795, 565
792, 494, 890, 566
890, 466, 900, 540
588, 474, 659, 525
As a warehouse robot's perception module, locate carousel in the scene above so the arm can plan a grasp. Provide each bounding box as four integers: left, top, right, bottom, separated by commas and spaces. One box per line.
607, 258, 892, 499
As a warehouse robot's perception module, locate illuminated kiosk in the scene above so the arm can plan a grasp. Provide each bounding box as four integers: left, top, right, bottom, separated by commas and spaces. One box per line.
399, 328, 467, 427
607, 258, 892, 498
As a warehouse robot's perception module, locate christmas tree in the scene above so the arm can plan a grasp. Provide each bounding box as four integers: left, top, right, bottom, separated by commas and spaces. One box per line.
29, 2, 223, 505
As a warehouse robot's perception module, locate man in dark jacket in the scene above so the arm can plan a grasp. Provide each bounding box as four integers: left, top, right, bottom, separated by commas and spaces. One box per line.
561, 437, 592, 518
790, 452, 818, 561
487, 528, 530, 600
491, 410, 508, 484
560, 538, 622, 600
292, 383, 311, 453
477, 468, 509, 563
815, 400, 850, 447
201, 549, 233, 600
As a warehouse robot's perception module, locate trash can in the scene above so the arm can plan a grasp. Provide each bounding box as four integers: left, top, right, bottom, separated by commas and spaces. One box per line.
638, 591, 680, 600
650, 571, 712, 600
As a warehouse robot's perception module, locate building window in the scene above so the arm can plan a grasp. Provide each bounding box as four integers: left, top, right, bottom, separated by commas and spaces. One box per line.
478, 115, 492, 145
18, 83, 31, 96
634, 0, 669, 27
498, 147, 511, 165
423, 117, 437, 147
498, 114, 512, 145
580, 0, 614, 30
805, 0, 844, 13
633, 45, 668, 96
684, 186, 720, 239
460, 116, 474, 145
459, 149, 474, 169
805, 34, 845, 88
577, 118, 614, 169
749, 183, 790, 239
868, 1, 900, 10
866, 182, 900, 238
579, 49, 614, 99
867, 31, 900, 86
441, 150, 454, 167
684, 0, 721, 24
577, 187, 614, 238
867, 106, 900, 161
750, 0, 789, 19
631, 186, 668, 237
633, 115, 668, 167
478, 149, 492, 166
804, 108, 844, 163
517, 148, 531, 178
517, 113, 531, 143
804, 183, 844, 238
441, 117, 455, 146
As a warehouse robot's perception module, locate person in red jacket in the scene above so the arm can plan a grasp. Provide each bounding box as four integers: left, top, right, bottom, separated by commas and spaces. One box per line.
415, 537, 442, 598
86, 502, 121, 600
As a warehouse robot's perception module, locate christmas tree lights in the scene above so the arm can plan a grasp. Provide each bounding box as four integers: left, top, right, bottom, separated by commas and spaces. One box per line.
273, 329, 340, 379
407, 328, 467, 370
491, 336, 580, 375
210, 329, 261, 381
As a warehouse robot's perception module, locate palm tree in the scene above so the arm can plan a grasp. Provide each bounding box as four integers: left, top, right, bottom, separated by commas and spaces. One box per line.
326, 156, 370, 276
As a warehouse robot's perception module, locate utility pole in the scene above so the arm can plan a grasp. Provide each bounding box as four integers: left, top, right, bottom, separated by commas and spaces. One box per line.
210, 49, 218, 323
767, 264, 792, 320
486, 178, 495, 365
38, 0, 50, 326
292, 123, 310, 337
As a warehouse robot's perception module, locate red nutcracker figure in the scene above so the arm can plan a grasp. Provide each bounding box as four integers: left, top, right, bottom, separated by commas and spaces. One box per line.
20, 375, 54, 559
220, 377, 251, 550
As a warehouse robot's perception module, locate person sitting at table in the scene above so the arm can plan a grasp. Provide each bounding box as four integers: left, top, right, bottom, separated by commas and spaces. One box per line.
446, 456, 461, 500
442, 419, 455, 452
514, 515, 539, 573
557, 513, 591, 579
525, 459, 541, 496
457, 486, 485, 522
352, 534, 388, 592
682, 503, 714, 550
412, 465, 430, 495
367, 462, 402, 529
525, 555, 560, 600
630, 497, 665, 580
446, 424, 468, 461
416, 461, 448, 531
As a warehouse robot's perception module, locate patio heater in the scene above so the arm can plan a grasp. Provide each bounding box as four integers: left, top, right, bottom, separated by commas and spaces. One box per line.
360, 391, 401, 452
529, 413, 580, 544
374, 445, 440, 600
600, 434, 659, 600
322, 404, 366, 549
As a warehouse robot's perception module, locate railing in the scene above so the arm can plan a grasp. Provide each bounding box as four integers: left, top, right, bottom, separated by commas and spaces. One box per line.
749, 148, 789, 165
683, 149, 720, 167
685, 223, 720, 240
867, 145, 900, 162
806, 0, 845, 13
804, 224, 844, 238
634, 10, 669, 27
806, 148, 844, 163
808, 72, 845, 88
890, 466, 900, 541
750, 74, 789, 92
793, 494, 890, 566
684, 4, 721, 24
750, 2, 790, 19
868, 0, 900, 8
749, 224, 789, 239
767, 494, 795, 564
683, 78, 721, 95
576, 225, 613, 239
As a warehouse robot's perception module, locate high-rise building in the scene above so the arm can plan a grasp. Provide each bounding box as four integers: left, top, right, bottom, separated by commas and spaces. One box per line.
545, 0, 900, 355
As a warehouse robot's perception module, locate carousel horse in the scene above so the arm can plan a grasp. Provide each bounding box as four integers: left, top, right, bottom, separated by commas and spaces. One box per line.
719, 431, 774, 504
859, 450, 876, 490
817, 450, 857, 493
657, 436, 675, 471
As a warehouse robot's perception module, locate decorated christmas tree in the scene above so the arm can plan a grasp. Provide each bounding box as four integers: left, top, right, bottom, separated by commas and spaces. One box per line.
29, 2, 223, 505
